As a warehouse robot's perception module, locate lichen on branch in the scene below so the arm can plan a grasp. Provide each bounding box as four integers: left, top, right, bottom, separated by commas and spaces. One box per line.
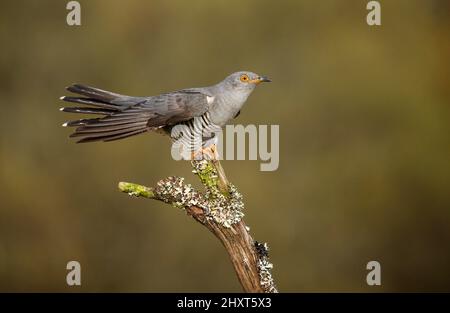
255, 241, 277, 293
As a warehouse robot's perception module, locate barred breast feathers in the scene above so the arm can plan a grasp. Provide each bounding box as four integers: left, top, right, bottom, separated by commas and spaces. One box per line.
171, 112, 222, 150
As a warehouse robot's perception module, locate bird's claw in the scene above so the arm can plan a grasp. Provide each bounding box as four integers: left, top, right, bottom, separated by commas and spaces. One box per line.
191, 144, 218, 160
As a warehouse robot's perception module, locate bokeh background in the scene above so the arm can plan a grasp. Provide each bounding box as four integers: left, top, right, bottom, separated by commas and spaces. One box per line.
0, 0, 449, 292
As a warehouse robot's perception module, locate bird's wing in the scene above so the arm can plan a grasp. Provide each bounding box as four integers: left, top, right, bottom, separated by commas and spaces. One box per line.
61, 84, 212, 143
136, 89, 211, 128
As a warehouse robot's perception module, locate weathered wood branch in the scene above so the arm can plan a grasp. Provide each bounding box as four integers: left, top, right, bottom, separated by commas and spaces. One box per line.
118, 159, 277, 293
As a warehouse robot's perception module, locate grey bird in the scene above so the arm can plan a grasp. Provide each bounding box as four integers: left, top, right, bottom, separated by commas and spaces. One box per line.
60, 71, 271, 156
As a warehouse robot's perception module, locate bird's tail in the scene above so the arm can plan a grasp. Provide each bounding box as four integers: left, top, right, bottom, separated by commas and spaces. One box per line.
60, 84, 149, 143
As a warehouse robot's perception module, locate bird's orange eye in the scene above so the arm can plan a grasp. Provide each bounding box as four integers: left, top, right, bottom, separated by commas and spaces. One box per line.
240, 74, 249, 82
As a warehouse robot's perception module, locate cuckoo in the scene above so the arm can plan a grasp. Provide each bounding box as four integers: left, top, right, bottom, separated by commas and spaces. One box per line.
60, 71, 271, 158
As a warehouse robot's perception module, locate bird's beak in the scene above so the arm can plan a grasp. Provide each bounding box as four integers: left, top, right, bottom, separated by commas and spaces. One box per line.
249, 76, 272, 84
259, 76, 272, 83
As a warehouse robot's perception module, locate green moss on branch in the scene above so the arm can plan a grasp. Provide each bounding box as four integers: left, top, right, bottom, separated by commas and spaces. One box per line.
118, 182, 155, 198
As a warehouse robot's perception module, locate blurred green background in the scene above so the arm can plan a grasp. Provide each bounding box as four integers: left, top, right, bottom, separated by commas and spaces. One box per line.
0, 0, 449, 292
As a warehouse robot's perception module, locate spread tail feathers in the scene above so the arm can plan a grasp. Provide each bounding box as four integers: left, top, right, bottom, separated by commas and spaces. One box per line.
60, 84, 149, 143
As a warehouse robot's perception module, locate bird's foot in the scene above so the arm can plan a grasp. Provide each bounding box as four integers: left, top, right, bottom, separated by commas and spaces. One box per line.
191, 144, 218, 160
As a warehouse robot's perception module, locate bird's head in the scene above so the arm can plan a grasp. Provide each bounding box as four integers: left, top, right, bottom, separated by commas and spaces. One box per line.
222, 71, 271, 93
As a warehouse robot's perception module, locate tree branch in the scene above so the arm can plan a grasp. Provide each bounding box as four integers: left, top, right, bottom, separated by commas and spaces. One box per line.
118, 159, 277, 293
